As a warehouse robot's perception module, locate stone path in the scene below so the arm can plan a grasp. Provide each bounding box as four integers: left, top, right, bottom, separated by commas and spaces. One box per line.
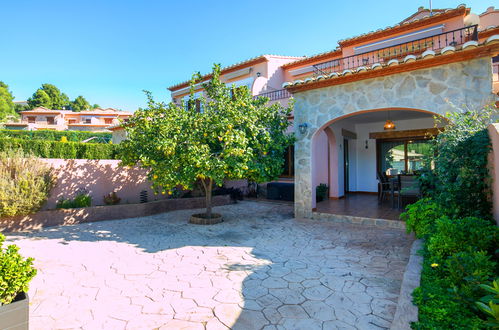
6, 201, 413, 330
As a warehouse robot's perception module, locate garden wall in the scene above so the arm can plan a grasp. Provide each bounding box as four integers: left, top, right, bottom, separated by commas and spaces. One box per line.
40, 159, 248, 210
487, 123, 499, 226
0, 195, 232, 232
41, 159, 162, 209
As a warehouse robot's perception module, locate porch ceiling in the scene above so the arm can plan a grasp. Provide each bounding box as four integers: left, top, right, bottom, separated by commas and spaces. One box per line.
335, 109, 433, 125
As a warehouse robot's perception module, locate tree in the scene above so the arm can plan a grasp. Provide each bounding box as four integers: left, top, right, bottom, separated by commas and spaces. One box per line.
91, 104, 100, 109
0, 81, 16, 122
121, 64, 293, 218
27, 84, 70, 109
71, 96, 90, 111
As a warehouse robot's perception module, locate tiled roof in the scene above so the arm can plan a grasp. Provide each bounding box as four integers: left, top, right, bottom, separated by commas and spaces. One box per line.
282, 35, 499, 90
167, 54, 303, 92
78, 108, 132, 116
337, 5, 469, 46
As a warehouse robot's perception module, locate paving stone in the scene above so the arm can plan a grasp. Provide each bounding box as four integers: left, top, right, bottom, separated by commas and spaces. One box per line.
277, 305, 309, 319
270, 288, 306, 304
6, 201, 412, 330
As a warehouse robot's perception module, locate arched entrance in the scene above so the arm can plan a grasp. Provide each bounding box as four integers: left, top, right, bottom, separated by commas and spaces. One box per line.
310, 108, 443, 211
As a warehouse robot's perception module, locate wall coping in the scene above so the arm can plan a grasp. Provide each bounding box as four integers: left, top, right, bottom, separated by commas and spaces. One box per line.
0, 195, 232, 233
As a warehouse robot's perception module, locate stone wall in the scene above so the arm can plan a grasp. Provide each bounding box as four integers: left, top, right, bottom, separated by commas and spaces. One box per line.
294, 57, 495, 218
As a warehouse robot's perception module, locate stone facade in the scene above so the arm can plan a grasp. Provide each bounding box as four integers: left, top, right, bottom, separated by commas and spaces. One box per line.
294, 57, 495, 218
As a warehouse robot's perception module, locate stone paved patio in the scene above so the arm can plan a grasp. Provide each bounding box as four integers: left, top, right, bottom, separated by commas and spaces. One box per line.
6, 201, 413, 330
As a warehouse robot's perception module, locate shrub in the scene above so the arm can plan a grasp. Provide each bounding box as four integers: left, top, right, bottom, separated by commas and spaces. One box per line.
401, 198, 441, 238
103, 192, 121, 205
0, 129, 111, 143
0, 150, 54, 217
57, 192, 92, 209
316, 183, 328, 202
445, 250, 497, 300
0, 137, 119, 159
476, 279, 499, 328
427, 216, 498, 259
0, 233, 37, 305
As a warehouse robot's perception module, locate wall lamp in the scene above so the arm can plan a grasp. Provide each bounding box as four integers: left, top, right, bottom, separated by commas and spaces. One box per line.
256, 72, 261, 77
298, 123, 309, 134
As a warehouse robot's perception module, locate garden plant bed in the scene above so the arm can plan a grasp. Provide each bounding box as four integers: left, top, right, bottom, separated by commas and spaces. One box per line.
0, 195, 232, 233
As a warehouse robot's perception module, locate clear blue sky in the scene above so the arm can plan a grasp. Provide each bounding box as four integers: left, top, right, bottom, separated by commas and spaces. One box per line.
0, 0, 491, 111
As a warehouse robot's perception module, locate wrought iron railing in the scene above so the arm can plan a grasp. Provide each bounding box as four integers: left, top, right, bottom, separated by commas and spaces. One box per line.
313, 25, 478, 76
254, 89, 292, 101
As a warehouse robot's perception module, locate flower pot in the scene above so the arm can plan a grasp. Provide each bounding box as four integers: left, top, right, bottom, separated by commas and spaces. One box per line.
0, 292, 29, 330
189, 213, 223, 225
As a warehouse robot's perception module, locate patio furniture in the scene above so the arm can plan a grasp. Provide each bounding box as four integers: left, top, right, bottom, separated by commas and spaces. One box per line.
376, 171, 391, 204
396, 175, 421, 209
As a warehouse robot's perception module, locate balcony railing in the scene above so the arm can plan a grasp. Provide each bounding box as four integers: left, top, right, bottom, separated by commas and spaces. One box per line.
313, 25, 478, 76
254, 89, 291, 101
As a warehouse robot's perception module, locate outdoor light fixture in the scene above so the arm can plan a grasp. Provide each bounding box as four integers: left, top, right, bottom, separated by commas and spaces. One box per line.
383, 111, 396, 130
256, 72, 261, 77
298, 123, 309, 134
365, 140, 369, 149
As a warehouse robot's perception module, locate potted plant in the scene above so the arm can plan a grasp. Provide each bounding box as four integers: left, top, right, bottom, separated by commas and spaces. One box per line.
0, 233, 37, 330
316, 183, 329, 202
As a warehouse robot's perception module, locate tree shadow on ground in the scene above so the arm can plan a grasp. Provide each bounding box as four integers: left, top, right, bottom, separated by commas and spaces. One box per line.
6, 201, 413, 329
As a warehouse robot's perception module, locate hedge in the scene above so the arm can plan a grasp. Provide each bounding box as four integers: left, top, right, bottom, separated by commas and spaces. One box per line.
0, 129, 111, 143
0, 137, 119, 159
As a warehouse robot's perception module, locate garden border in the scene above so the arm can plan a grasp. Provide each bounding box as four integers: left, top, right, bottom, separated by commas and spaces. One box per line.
390, 239, 423, 330
0, 195, 232, 233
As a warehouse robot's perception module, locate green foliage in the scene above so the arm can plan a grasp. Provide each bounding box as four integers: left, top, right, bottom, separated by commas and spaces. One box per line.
427, 216, 498, 259
401, 198, 441, 238
0, 129, 111, 142
28, 83, 70, 109
0, 137, 119, 159
423, 106, 495, 218
103, 192, 121, 205
444, 251, 497, 300
57, 192, 92, 209
476, 279, 499, 328
0, 150, 54, 217
121, 64, 293, 216
0, 81, 16, 122
316, 183, 328, 202
412, 255, 485, 330
71, 96, 90, 112
0, 233, 37, 305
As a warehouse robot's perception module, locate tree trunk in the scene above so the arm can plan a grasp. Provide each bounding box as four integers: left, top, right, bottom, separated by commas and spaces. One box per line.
202, 178, 213, 218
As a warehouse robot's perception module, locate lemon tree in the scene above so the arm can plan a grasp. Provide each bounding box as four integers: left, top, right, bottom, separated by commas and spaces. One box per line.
121, 64, 293, 217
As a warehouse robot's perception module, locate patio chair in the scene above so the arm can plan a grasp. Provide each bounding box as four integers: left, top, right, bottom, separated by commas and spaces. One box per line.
396, 175, 421, 210
376, 171, 391, 204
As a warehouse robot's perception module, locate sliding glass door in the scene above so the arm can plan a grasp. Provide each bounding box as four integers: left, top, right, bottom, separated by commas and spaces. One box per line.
378, 139, 431, 175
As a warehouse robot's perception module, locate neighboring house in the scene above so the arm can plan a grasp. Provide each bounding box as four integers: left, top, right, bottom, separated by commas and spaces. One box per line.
278, 4, 499, 217
4, 107, 132, 132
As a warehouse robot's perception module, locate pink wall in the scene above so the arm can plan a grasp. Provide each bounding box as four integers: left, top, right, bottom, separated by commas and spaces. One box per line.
41, 159, 165, 209
487, 124, 499, 226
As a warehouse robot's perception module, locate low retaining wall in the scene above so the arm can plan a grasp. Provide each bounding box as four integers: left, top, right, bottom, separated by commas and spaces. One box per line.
0, 195, 232, 233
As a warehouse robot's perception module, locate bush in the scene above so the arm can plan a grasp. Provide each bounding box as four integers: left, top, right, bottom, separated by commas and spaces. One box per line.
316, 183, 328, 202
0, 129, 111, 143
57, 192, 92, 209
103, 192, 121, 205
0, 233, 37, 305
445, 250, 497, 300
401, 198, 441, 238
0, 150, 54, 217
476, 279, 499, 328
427, 216, 498, 259
0, 137, 120, 159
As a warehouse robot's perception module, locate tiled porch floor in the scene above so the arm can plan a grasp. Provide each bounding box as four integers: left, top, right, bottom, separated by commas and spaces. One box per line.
315, 193, 403, 221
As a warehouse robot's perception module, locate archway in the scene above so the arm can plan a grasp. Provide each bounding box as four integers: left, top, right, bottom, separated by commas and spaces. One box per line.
309, 108, 443, 210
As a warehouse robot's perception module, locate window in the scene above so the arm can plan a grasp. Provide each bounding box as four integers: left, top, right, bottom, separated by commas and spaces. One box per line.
104, 118, 113, 124
46, 117, 55, 125
68, 119, 76, 124
27, 116, 36, 123
85, 118, 91, 124
281, 146, 295, 177
378, 139, 432, 175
